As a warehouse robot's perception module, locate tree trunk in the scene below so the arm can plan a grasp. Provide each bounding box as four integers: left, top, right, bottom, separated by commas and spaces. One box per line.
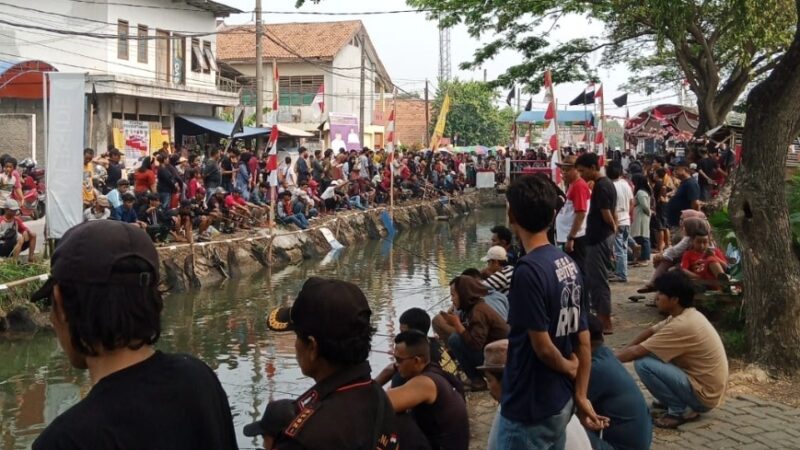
729, 0, 800, 371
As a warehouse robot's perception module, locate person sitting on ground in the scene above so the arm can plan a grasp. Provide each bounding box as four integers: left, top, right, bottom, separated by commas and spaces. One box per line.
347, 175, 369, 210
224, 188, 255, 227
480, 246, 514, 295
111, 192, 145, 228
138, 193, 175, 242
249, 182, 271, 207
106, 178, 130, 209
276, 191, 309, 229
680, 228, 728, 289
0, 199, 36, 263
375, 307, 446, 388
638, 211, 709, 294
585, 315, 652, 450
490, 225, 521, 264
386, 330, 470, 450
616, 270, 728, 429
249, 277, 428, 450
460, 268, 509, 321
29, 221, 238, 450
437, 275, 509, 391
174, 199, 211, 243
479, 339, 594, 450
83, 195, 111, 222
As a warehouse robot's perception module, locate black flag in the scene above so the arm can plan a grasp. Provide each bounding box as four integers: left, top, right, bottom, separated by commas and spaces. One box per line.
569, 88, 595, 106
506, 84, 516, 106
230, 109, 244, 138
613, 93, 628, 108
90, 83, 99, 114
524, 97, 532, 111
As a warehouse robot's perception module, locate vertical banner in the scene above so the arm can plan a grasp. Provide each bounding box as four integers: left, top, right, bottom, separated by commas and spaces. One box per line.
430, 93, 451, 152
45, 73, 85, 239
123, 120, 150, 168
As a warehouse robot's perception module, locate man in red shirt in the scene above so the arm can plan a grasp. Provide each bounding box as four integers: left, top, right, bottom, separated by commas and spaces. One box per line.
554, 155, 590, 272
0, 199, 36, 262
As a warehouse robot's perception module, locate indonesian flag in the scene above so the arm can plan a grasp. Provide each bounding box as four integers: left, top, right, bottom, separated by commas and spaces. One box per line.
595, 118, 604, 145
312, 84, 324, 114
544, 101, 555, 121
595, 84, 604, 99
271, 65, 279, 122
543, 119, 558, 150
267, 124, 279, 186
386, 109, 395, 159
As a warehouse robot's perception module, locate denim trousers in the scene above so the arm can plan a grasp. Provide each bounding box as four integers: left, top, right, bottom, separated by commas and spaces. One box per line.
159, 191, 172, 211
614, 225, 630, 280
634, 236, 651, 261
634, 355, 710, 416
447, 333, 484, 380
495, 398, 573, 450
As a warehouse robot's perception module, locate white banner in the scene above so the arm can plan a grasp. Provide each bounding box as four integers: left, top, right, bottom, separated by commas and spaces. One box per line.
122, 120, 150, 168
46, 73, 85, 239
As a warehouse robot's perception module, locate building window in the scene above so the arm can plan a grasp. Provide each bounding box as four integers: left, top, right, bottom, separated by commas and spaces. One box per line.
279, 75, 324, 106
117, 20, 129, 60
203, 41, 217, 73
190, 38, 208, 73
137, 25, 148, 63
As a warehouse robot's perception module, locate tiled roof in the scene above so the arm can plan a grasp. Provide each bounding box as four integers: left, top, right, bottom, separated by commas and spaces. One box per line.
217, 20, 363, 62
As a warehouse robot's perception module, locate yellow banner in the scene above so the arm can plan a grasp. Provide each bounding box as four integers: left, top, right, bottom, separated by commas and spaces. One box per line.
430, 93, 451, 150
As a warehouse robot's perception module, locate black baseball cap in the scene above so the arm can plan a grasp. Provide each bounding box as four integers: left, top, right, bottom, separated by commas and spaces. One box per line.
242, 399, 296, 437
30, 221, 160, 302
267, 277, 372, 338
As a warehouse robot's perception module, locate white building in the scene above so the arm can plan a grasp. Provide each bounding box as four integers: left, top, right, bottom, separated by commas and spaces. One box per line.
0, 0, 241, 164
217, 20, 394, 151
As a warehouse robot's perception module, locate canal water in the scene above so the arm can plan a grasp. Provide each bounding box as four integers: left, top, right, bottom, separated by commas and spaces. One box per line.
0, 207, 506, 449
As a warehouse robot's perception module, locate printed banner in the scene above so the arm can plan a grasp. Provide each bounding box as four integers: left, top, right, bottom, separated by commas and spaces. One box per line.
45, 73, 85, 239
122, 120, 150, 168
329, 113, 360, 152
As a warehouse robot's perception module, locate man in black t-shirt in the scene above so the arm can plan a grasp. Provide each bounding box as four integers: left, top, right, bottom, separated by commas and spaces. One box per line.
29, 221, 238, 450
696, 149, 718, 201
666, 161, 701, 228
575, 153, 617, 334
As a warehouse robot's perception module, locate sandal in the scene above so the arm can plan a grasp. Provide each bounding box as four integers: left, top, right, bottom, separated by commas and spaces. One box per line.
654, 413, 700, 429
629, 295, 646, 303
637, 285, 656, 294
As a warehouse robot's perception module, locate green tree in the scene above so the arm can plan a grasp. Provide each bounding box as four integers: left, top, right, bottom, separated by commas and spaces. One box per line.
406, 0, 795, 134
430, 79, 515, 147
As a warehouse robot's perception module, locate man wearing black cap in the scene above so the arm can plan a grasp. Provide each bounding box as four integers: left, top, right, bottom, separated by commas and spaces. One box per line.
249, 277, 424, 449
30, 221, 237, 450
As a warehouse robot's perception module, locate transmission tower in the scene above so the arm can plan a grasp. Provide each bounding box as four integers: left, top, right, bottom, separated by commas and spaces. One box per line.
438, 26, 451, 81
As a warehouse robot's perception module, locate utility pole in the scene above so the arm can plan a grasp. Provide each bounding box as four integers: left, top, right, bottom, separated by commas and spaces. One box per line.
424, 79, 430, 147
255, 0, 264, 148
483, 68, 487, 83
358, 31, 366, 148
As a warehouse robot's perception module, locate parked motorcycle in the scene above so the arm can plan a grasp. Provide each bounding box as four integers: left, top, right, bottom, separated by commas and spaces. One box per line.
17, 158, 45, 220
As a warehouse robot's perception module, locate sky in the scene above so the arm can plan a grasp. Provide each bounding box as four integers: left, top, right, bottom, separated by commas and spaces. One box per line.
220, 0, 682, 119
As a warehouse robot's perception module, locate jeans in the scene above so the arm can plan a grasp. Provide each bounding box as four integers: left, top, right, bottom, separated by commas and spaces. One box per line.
634, 355, 710, 416
281, 214, 309, 230
614, 225, 630, 280
585, 235, 613, 315
447, 332, 484, 381
634, 236, 651, 261
349, 196, 367, 210
159, 192, 173, 212
495, 398, 573, 450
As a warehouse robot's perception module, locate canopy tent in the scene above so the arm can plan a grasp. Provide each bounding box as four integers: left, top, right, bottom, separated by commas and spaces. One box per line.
452, 145, 490, 155
0, 59, 58, 99
625, 104, 699, 142
516, 110, 595, 126
177, 115, 270, 138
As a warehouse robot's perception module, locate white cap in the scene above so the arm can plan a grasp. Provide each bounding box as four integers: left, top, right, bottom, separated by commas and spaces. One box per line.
481, 246, 508, 262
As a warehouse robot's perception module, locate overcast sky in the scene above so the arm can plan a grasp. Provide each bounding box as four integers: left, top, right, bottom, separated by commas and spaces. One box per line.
220, 0, 681, 118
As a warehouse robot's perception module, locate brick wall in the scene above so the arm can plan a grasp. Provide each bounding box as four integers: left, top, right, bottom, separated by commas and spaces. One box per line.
374, 98, 429, 148
0, 114, 35, 162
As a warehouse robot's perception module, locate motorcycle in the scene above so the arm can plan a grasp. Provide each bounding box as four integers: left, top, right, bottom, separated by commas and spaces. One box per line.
17, 158, 45, 220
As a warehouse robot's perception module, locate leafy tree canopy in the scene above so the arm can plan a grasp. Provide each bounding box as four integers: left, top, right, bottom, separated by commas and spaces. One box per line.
431, 79, 516, 146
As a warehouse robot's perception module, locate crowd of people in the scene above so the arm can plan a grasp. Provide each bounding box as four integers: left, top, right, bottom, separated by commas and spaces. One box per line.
78, 143, 490, 244
31, 139, 734, 449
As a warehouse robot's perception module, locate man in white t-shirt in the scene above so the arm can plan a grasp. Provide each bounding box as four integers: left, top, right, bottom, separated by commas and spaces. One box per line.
555, 155, 591, 272
607, 162, 634, 282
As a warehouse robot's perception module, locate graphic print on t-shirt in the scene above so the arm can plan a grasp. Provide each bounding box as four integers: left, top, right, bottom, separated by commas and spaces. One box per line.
555, 256, 582, 338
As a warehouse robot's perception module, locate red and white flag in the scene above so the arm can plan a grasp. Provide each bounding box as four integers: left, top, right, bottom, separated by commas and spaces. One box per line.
267, 124, 279, 186
312, 84, 324, 114
271, 64, 280, 123
542, 118, 558, 151
386, 109, 396, 164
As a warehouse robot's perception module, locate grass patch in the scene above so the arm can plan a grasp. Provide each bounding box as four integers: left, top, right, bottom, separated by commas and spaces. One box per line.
0, 260, 49, 315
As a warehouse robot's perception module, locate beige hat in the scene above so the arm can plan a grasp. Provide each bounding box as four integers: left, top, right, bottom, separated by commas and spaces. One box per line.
477, 339, 508, 371
481, 245, 508, 262
96, 196, 110, 208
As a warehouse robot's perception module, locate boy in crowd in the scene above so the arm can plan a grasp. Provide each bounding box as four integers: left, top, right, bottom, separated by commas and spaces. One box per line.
375, 307, 445, 388
680, 228, 729, 289
0, 199, 36, 262
30, 221, 238, 450
616, 270, 728, 429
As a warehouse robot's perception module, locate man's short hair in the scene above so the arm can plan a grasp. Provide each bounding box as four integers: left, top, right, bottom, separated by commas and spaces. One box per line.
399, 308, 431, 334
606, 161, 623, 180
490, 225, 513, 245
654, 270, 695, 308
83, 147, 95, 156
394, 330, 431, 361
691, 228, 709, 238
654, 156, 666, 166
505, 175, 558, 234
109, 148, 122, 157
121, 193, 136, 202
461, 268, 482, 279
209, 148, 220, 157
575, 152, 600, 170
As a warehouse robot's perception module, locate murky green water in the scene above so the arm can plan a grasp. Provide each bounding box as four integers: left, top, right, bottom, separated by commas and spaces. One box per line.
0, 207, 506, 449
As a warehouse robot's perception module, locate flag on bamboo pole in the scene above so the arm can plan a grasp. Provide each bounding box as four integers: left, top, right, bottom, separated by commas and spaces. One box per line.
311, 83, 324, 114
524, 97, 532, 111
267, 125, 279, 186
430, 93, 451, 152
569, 83, 596, 106
613, 93, 628, 107
386, 108, 395, 163
594, 84, 605, 146
506, 84, 515, 106
271, 61, 279, 123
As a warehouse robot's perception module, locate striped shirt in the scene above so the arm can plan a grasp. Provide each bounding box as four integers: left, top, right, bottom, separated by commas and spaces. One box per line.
484, 265, 514, 295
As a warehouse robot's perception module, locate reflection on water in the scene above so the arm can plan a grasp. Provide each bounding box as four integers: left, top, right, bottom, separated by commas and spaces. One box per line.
0, 207, 506, 449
